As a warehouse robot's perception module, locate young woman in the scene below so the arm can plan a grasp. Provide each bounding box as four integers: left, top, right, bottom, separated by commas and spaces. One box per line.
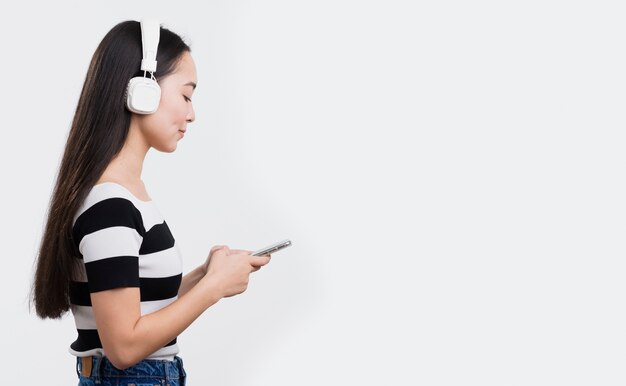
31, 19, 271, 386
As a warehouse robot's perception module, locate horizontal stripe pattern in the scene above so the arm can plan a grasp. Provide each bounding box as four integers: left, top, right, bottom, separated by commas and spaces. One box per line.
69, 332, 178, 359
139, 246, 182, 278
73, 198, 145, 246
79, 226, 144, 263
140, 298, 178, 315
70, 329, 178, 354
140, 222, 175, 255
69, 182, 182, 360
71, 305, 98, 330
140, 275, 182, 301
69, 275, 183, 305
85, 255, 140, 292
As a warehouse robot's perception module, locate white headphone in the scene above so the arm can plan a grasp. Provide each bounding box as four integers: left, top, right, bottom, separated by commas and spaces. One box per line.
126, 19, 161, 114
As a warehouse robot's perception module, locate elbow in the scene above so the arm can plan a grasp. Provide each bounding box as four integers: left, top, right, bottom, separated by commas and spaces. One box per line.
106, 352, 140, 370
107, 356, 134, 371
103, 344, 141, 370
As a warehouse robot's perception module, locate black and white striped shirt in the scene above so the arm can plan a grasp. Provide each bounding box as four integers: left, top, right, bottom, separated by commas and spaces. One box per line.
69, 182, 182, 360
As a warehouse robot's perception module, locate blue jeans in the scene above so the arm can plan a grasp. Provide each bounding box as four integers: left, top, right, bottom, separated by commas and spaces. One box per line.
76, 355, 186, 386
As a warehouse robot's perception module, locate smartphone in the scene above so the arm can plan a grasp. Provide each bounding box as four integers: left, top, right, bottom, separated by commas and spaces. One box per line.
252, 239, 292, 256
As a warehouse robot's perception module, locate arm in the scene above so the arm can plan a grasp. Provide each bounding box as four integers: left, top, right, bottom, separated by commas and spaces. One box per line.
91, 248, 271, 370
75, 200, 270, 369
92, 270, 221, 369
178, 264, 206, 297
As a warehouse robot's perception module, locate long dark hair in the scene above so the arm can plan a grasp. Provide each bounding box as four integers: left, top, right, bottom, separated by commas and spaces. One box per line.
31, 20, 191, 319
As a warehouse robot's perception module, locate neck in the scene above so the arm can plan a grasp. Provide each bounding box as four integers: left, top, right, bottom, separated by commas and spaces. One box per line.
105, 124, 150, 183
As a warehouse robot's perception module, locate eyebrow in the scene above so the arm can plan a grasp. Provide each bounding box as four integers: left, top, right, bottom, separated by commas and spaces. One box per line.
184, 81, 197, 90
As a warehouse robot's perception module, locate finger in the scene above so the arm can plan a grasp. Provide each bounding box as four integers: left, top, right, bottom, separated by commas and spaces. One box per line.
250, 254, 271, 267
230, 249, 252, 255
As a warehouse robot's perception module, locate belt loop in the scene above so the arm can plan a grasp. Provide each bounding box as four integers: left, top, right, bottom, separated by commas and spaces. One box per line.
164, 360, 170, 384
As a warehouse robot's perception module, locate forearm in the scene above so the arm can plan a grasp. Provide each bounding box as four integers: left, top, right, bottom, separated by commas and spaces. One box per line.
98, 248, 265, 370
106, 276, 222, 369
178, 264, 206, 297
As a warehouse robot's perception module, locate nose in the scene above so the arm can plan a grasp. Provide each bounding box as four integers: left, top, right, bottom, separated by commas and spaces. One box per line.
186, 104, 195, 123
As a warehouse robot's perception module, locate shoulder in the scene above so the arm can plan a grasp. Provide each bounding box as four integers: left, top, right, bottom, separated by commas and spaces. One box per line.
73, 183, 149, 239
95, 176, 151, 202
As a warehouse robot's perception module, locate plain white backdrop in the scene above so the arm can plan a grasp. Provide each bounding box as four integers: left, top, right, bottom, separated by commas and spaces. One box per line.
1, 0, 625, 385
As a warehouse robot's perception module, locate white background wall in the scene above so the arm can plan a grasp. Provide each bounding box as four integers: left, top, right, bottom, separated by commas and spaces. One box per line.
1, 1, 625, 385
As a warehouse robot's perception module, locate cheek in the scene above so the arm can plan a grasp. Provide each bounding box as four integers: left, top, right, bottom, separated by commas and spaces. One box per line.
159, 96, 187, 121
139, 112, 170, 140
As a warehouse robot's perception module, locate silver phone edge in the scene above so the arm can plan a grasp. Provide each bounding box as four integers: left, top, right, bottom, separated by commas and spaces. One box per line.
252, 239, 291, 256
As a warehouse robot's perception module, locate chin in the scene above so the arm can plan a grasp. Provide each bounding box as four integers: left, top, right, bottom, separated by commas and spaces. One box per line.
155, 143, 177, 153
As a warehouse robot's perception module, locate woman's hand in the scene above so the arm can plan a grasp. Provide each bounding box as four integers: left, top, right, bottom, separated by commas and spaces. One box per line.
203, 245, 272, 298
202, 245, 228, 275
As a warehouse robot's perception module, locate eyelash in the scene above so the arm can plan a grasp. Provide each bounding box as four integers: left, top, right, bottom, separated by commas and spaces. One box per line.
183, 96, 192, 102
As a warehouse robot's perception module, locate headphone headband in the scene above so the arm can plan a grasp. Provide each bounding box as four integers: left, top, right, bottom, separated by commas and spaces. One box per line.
139, 19, 160, 73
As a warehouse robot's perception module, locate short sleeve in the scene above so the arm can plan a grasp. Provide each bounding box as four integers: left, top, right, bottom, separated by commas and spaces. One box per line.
73, 197, 146, 293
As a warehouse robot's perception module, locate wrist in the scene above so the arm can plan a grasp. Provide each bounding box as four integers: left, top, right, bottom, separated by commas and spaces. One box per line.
200, 272, 225, 301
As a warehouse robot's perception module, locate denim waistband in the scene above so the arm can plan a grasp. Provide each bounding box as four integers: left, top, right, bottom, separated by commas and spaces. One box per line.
76, 355, 186, 385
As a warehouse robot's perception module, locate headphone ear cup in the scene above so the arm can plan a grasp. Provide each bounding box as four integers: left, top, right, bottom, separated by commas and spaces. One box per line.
126, 77, 161, 114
